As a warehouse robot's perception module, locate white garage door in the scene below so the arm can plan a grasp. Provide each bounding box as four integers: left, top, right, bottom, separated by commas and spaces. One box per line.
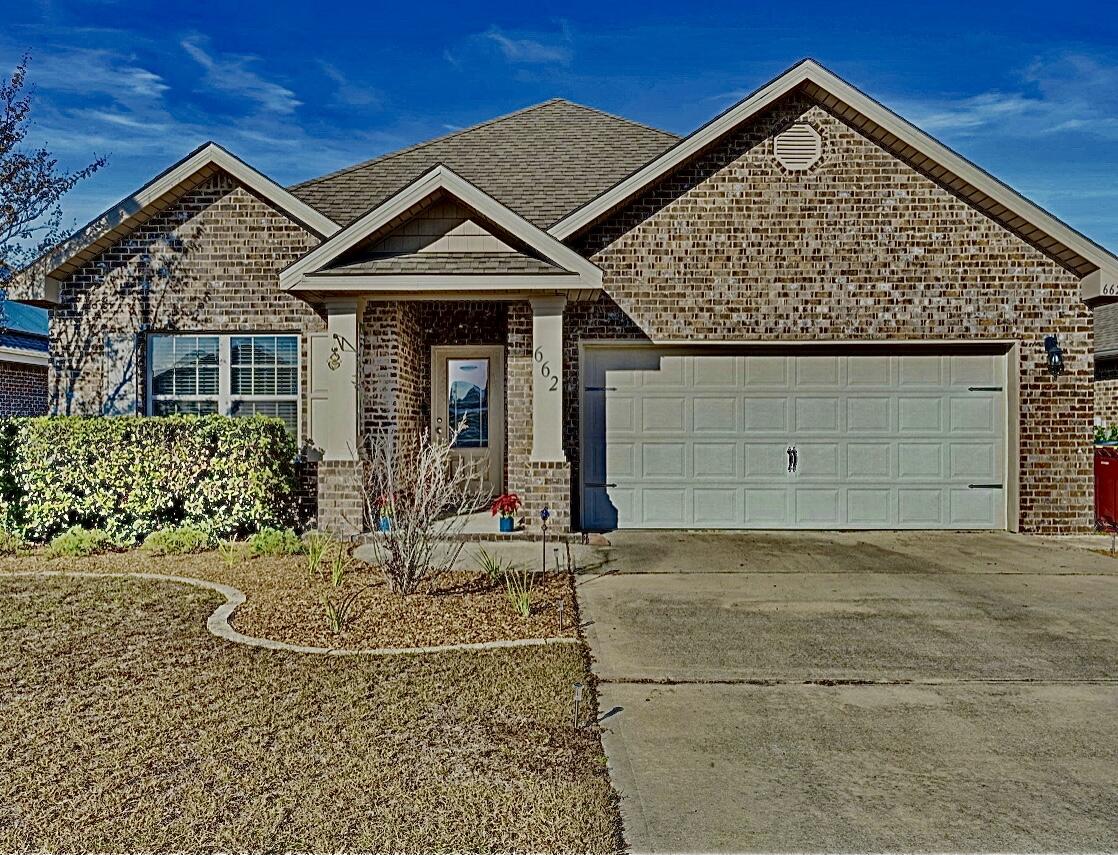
581, 349, 1008, 530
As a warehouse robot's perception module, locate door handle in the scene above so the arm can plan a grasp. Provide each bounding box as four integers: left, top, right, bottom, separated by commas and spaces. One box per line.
786, 445, 798, 473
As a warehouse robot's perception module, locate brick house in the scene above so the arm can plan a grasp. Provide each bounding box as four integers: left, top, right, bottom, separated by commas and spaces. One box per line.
0, 301, 48, 417
10, 59, 1118, 535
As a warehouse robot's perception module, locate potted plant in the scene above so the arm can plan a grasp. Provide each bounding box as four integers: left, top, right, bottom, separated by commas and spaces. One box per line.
490, 493, 522, 533
375, 493, 393, 532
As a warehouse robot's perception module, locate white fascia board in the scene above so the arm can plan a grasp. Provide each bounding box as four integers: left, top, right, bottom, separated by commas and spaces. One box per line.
280, 164, 603, 290
548, 59, 1118, 278
294, 273, 586, 291
44, 142, 339, 278
0, 346, 48, 366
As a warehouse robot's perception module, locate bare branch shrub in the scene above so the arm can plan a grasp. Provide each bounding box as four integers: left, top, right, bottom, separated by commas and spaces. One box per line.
362, 425, 486, 595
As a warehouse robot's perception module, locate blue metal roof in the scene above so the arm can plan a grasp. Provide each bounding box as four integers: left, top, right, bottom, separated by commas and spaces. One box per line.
1, 300, 48, 338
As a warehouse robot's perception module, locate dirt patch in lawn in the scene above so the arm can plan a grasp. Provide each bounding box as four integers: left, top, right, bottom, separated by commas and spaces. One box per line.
0, 574, 621, 852
0, 550, 577, 650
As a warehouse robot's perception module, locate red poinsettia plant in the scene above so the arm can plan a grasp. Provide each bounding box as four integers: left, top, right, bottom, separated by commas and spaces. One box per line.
490, 492, 522, 519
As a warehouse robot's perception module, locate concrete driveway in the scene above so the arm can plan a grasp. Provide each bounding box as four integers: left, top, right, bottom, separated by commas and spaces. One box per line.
577, 532, 1118, 853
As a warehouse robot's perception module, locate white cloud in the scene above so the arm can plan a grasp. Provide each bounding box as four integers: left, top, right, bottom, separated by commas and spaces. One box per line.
898, 52, 1118, 140
29, 48, 167, 101
181, 35, 300, 115
483, 27, 572, 64
318, 61, 382, 108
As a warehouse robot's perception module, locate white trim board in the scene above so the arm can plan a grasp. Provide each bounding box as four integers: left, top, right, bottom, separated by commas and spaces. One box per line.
548, 58, 1118, 295
0, 345, 48, 367
280, 164, 603, 292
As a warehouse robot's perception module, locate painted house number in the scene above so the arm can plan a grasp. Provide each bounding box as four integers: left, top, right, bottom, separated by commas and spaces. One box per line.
1103, 282, 1118, 297
534, 347, 560, 391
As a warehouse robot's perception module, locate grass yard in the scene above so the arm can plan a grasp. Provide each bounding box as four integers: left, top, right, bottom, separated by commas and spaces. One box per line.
0, 573, 622, 852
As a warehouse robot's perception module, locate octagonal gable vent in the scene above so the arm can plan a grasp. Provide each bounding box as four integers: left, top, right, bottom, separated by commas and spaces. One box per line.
773, 123, 822, 171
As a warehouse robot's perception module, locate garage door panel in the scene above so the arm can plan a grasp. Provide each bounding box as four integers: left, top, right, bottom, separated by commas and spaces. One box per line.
695, 442, 738, 478
847, 397, 891, 432
642, 397, 685, 431
898, 442, 944, 479
898, 397, 944, 432
848, 488, 892, 525
745, 442, 789, 477
744, 397, 788, 431
848, 356, 891, 386
693, 355, 740, 387
796, 488, 842, 524
899, 488, 945, 525
795, 397, 840, 432
694, 397, 737, 431
642, 443, 686, 478
642, 488, 687, 525
745, 356, 789, 387
847, 442, 892, 479
949, 396, 997, 432
695, 488, 738, 524
797, 442, 840, 478
605, 395, 635, 431
796, 356, 840, 386
949, 443, 998, 480
583, 349, 1007, 530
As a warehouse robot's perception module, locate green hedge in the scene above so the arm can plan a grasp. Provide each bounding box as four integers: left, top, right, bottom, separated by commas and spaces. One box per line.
0, 415, 297, 543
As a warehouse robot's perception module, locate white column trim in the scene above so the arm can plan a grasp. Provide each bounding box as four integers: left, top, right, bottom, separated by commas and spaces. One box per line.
529, 295, 567, 463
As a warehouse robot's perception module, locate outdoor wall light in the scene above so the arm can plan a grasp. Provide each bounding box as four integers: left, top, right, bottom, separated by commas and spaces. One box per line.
1044, 335, 1066, 378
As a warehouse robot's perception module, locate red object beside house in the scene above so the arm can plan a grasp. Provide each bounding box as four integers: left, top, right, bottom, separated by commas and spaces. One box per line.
1095, 446, 1118, 528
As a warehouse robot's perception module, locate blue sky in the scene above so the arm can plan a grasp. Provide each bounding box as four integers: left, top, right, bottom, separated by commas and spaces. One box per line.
6, 0, 1118, 249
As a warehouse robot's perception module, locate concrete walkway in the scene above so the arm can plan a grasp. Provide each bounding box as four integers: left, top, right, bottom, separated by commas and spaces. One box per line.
577, 531, 1118, 853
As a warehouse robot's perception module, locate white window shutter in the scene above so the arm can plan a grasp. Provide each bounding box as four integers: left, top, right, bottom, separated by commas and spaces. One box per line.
102, 332, 138, 416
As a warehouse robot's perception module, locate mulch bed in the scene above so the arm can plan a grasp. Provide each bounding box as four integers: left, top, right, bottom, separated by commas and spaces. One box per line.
0, 549, 578, 650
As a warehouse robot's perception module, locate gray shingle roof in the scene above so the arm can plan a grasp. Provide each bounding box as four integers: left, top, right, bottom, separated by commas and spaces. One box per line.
289, 99, 679, 229
321, 252, 565, 276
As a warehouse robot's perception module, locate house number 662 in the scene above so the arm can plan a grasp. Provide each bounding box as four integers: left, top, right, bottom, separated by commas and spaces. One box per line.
533, 347, 560, 391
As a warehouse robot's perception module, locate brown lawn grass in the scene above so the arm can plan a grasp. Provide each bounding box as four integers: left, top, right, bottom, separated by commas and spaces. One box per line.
0, 573, 621, 852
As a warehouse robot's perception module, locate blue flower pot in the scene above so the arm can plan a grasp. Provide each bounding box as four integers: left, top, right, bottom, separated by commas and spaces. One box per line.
499, 516, 515, 533
379, 516, 391, 532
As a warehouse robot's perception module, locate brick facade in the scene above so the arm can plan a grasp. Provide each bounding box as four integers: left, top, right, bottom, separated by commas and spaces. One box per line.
0, 359, 48, 416
50, 173, 323, 427
565, 93, 1091, 534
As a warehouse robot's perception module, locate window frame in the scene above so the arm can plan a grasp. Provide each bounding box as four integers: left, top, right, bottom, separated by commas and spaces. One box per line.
146, 332, 301, 443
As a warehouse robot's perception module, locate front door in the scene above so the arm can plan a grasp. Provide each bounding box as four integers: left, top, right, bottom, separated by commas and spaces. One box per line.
431, 345, 505, 497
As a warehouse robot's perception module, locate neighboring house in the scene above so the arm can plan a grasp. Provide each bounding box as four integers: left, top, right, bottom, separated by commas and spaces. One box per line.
1095, 303, 1118, 424
0, 300, 48, 417
10, 59, 1118, 535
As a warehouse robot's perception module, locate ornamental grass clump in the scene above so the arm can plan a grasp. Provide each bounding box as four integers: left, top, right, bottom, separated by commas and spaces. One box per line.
248, 527, 303, 558
141, 525, 215, 556
302, 530, 332, 576
476, 546, 511, 587
503, 564, 535, 619
44, 526, 118, 559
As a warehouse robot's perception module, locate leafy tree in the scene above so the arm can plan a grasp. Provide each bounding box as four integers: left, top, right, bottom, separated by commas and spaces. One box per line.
0, 54, 105, 329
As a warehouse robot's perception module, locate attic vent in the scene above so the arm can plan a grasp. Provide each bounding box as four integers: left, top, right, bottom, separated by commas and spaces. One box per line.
773, 123, 822, 171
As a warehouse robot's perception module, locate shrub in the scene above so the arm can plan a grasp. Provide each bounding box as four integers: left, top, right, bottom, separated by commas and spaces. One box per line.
142, 525, 215, 556
44, 526, 118, 558
0, 529, 22, 556
0, 415, 296, 543
248, 527, 303, 557
362, 426, 484, 595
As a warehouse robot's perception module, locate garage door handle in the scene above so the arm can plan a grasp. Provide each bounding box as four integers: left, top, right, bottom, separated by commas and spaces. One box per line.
584, 386, 616, 392
968, 386, 1003, 391
968, 484, 1003, 489
787, 445, 798, 473
586, 482, 617, 488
